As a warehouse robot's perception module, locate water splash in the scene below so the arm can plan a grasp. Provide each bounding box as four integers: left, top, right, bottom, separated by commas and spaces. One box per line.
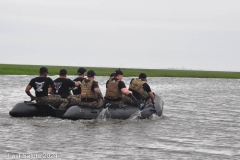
129, 110, 142, 120
148, 113, 158, 120
97, 108, 110, 121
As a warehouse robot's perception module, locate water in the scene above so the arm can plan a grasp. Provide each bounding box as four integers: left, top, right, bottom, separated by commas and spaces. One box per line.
0, 75, 240, 160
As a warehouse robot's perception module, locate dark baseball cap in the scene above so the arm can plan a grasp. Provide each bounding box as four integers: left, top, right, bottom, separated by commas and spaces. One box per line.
78, 68, 87, 74
114, 70, 123, 76
139, 73, 147, 79
39, 67, 48, 73
59, 69, 67, 75
110, 72, 115, 77
87, 70, 95, 77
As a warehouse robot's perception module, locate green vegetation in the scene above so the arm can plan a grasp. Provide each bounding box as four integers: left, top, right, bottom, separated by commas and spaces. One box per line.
0, 64, 240, 79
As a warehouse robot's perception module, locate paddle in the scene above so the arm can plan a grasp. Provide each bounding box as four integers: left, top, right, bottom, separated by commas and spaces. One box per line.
103, 100, 111, 109
131, 94, 146, 111
151, 103, 156, 113
97, 100, 111, 120
24, 101, 36, 105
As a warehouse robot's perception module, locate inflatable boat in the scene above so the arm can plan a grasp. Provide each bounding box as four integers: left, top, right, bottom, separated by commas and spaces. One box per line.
9, 94, 163, 120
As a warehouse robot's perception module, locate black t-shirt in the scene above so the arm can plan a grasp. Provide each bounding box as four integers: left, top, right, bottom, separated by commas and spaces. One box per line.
72, 77, 86, 95
53, 78, 75, 98
143, 83, 151, 92
29, 77, 54, 97
91, 80, 99, 90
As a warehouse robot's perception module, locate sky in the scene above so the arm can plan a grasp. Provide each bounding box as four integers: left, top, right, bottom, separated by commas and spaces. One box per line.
1, 0, 240, 71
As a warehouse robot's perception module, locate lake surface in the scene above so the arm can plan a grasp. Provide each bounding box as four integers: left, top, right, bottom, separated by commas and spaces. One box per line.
0, 75, 240, 160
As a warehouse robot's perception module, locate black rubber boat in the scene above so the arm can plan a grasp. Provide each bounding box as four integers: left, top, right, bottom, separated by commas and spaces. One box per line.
9, 94, 163, 120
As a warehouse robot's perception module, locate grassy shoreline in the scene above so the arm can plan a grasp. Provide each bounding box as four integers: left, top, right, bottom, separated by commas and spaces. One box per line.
0, 64, 240, 79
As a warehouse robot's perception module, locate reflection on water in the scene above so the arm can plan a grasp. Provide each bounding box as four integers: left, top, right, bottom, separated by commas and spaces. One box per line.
1, 75, 240, 160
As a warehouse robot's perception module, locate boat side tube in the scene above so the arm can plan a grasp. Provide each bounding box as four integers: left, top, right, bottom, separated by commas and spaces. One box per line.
9, 101, 39, 117
63, 94, 164, 120
9, 101, 63, 117
63, 105, 103, 120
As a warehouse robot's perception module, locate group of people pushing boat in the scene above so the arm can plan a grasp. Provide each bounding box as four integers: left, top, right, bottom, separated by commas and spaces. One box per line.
25, 67, 155, 110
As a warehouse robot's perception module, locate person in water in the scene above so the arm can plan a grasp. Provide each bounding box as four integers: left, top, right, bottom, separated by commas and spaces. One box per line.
80, 70, 104, 108
123, 73, 155, 105
25, 67, 55, 105
104, 70, 132, 108
50, 69, 81, 109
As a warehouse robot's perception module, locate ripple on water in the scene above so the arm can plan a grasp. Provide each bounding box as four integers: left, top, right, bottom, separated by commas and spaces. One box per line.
1, 76, 240, 159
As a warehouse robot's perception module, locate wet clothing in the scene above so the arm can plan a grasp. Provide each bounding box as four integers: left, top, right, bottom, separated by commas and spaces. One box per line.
80, 79, 103, 108
29, 77, 54, 97
105, 78, 126, 108
72, 77, 86, 95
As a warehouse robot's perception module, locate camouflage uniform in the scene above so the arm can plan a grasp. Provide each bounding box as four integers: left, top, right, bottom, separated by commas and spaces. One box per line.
47, 94, 69, 109
122, 95, 136, 106
110, 100, 125, 108
36, 96, 53, 105
80, 99, 103, 108
67, 94, 81, 107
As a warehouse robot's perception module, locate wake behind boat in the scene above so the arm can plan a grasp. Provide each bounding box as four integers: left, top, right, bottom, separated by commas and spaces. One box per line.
9, 94, 163, 120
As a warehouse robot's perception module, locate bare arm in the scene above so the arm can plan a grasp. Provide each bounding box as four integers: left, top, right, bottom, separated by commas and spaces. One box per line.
121, 88, 132, 95
25, 85, 36, 101
148, 91, 155, 104
94, 87, 103, 99
74, 81, 81, 87
48, 83, 55, 95
48, 87, 53, 94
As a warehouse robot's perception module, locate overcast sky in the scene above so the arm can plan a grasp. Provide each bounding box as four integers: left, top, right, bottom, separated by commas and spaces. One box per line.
1, 0, 240, 71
